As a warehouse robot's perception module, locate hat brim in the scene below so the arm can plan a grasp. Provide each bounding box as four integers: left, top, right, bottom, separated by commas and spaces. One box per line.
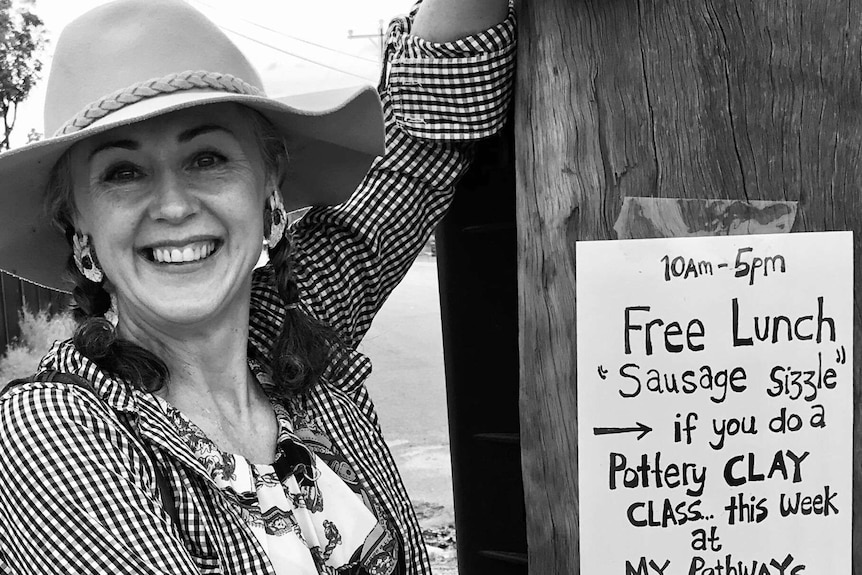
0, 85, 384, 293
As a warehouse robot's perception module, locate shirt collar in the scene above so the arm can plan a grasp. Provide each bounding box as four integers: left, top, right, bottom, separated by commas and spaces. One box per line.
39, 339, 138, 414
37, 338, 213, 480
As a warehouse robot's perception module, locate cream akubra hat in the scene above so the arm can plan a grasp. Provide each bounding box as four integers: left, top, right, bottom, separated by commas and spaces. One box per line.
0, 0, 385, 292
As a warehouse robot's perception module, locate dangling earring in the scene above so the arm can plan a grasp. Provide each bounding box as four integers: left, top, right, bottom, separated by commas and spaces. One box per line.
264, 188, 287, 248
73, 232, 104, 283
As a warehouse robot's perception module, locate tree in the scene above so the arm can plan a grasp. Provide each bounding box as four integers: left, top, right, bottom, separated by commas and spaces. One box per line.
0, 0, 44, 150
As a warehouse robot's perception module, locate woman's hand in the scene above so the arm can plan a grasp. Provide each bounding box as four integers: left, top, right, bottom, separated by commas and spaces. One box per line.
411, 0, 509, 43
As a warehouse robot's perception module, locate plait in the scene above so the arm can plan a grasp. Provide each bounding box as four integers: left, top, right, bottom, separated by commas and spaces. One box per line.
55, 70, 264, 136
269, 230, 300, 307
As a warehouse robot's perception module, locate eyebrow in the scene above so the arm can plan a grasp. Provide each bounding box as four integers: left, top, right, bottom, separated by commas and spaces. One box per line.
88, 124, 235, 161
178, 124, 235, 143
88, 139, 138, 161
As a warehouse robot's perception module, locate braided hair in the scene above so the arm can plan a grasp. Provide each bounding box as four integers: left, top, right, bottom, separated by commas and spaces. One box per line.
265, 228, 344, 394
47, 106, 342, 395
251, 111, 345, 394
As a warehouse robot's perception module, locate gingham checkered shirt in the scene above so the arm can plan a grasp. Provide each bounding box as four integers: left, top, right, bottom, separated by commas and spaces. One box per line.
0, 5, 515, 575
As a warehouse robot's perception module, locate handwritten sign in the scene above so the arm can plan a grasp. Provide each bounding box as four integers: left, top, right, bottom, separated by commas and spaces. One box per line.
576, 232, 852, 575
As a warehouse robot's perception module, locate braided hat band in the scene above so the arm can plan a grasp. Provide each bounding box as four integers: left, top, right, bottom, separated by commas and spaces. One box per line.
55, 70, 264, 136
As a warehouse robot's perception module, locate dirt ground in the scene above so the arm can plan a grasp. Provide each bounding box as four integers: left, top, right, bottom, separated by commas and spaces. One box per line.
360, 255, 459, 574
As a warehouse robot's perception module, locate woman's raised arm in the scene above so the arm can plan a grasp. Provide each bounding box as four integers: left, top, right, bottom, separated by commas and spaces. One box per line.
412, 0, 509, 42
251, 0, 516, 353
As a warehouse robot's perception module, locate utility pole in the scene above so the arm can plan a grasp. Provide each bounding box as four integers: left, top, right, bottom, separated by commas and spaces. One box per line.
347, 20, 385, 61
516, 1, 862, 573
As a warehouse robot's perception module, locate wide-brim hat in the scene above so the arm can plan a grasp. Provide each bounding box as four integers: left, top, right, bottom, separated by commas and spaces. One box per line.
0, 0, 384, 292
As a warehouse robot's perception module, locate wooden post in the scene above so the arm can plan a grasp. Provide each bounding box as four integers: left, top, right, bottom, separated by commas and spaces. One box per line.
515, 1, 862, 572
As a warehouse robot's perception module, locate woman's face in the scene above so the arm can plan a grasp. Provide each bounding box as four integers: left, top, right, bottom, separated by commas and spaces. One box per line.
69, 103, 272, 331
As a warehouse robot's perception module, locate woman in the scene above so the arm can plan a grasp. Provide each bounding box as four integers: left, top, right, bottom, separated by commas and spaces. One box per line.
0, 0, 514, 573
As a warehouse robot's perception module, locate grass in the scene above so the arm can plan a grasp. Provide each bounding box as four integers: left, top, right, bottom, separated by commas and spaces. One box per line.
0, 308, 75, 382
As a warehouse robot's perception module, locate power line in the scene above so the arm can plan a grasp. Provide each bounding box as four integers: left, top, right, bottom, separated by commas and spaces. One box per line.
220, 25, 375, 82
190, 0, 379, 64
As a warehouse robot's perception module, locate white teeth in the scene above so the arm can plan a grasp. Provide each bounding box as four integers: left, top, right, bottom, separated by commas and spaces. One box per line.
152, 241, 216, 264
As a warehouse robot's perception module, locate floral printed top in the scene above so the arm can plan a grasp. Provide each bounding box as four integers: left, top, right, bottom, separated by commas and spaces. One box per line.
153, 382, 398, 575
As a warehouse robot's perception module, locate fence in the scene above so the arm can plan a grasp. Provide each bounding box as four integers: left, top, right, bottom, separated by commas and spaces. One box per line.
0, 271, 69, 352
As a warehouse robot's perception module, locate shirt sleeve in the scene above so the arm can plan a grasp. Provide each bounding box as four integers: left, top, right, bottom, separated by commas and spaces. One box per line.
0, 384, 199, 575
256, 3, 516, 350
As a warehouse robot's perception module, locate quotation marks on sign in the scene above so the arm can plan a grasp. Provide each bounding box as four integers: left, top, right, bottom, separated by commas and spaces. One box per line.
835, 345, 846, 365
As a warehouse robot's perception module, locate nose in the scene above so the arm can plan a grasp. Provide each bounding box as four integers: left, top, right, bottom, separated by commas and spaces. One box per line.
148, 171, 198, 223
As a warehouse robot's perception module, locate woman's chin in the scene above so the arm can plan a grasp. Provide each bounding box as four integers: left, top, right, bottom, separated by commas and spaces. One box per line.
116, 277, 249, 330
135, 297, 236, 329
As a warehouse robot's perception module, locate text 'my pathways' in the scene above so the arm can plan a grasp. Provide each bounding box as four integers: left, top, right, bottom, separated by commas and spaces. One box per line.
576, 232, 852, 575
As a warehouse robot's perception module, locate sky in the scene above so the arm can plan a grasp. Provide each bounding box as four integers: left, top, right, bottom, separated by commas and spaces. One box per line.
10, 0, 408, 147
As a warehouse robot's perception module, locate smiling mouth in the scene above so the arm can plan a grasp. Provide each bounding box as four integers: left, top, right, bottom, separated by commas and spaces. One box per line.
143, 240, 221, 264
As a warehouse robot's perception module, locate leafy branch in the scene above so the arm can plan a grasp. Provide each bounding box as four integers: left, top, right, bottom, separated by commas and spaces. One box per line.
0, 0, 45, 150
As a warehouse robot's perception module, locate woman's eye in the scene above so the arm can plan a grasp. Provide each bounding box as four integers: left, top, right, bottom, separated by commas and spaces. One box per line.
103, 163, 140, 182
192, 151, 226, 169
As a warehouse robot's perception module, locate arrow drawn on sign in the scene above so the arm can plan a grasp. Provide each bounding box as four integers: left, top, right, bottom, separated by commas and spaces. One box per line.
593, 422, 653, 441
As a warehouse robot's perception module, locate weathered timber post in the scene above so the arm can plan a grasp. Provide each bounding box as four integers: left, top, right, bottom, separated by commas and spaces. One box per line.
516, 1, 862, 573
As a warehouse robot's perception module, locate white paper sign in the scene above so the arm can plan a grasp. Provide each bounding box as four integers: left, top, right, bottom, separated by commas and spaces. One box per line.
577, 232, 852, 575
